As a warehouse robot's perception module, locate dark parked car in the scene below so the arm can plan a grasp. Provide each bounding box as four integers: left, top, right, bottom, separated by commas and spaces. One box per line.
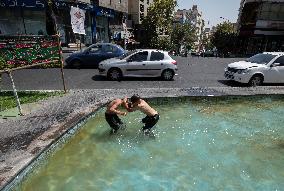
201, 50, 215, 57
65, 43, 126, 68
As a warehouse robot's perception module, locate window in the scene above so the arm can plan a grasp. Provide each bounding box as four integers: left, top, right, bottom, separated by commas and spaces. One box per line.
89, 45, 102, 53
247, 53, 276, 64
150, 52, 164, 61
140, 12, 144, 22
130, 51, 148, 62
103, 45, 117, 53
274, 56, 284, 66
140, 4, 144, 12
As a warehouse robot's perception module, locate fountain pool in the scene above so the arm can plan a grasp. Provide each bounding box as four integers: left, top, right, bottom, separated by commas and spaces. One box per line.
10, 96, 284, 191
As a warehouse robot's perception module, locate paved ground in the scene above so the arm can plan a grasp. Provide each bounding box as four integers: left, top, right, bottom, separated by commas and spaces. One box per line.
1, 57, 245, 90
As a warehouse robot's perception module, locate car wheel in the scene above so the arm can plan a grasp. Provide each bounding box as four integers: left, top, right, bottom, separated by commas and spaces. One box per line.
71, 60, 81, 69
249, 75, 263, 87
107, 68, 122, 81
161, 69, 174, 81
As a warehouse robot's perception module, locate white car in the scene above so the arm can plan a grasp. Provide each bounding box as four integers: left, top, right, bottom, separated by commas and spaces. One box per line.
98, 49, 178, 80
224, 52, 284, 86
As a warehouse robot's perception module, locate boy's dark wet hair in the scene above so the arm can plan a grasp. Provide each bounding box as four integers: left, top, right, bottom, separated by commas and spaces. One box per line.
130, 94, 140, 103
128, 102, 133, 108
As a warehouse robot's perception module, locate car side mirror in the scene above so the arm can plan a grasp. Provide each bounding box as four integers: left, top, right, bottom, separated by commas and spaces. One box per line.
272, 63, 280, 67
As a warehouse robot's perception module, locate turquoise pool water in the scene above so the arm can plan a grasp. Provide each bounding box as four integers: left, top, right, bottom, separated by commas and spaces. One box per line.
16, 96, 284, 191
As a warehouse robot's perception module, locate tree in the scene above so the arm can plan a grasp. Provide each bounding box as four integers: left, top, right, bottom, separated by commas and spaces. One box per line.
171, 23, 196, 54
211, 21, 237, 56
141, 0, 177, 48
201, 34, 213, 51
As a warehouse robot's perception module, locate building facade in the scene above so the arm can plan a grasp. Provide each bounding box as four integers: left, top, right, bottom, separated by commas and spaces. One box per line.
92, 0, 129, 45
174, 5, 205, 52
0, 0, 129, 46
129, 0, 153, 25
237, 0, 284, 55
0, 0, 93, 46
0, 0, 47, 35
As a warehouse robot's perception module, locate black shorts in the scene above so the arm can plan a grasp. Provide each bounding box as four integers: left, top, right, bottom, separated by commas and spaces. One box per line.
105, 113, 123, 130
142, 114, 160, 130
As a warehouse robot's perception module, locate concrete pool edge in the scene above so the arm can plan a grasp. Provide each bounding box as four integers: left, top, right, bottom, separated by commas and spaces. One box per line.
1, 106, 104, 191
1, 87, 284, 190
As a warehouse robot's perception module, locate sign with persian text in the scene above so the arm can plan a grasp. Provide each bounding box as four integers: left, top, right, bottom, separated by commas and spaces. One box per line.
0, 0, 45, 9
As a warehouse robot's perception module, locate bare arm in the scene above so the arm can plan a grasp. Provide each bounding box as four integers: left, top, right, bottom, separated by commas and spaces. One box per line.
109, 102, 127, 116
122, 97, 137, 112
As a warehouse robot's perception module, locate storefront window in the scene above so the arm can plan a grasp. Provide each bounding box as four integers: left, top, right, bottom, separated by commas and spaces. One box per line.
258, 3, 284, 21
96, 16, 109, 43
0, 8, 46, 35
23, 10, 46, 35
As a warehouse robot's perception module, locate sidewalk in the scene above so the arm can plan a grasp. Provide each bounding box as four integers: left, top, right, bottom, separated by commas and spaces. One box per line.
1, 87, 284, 189
62, 47, 80, 53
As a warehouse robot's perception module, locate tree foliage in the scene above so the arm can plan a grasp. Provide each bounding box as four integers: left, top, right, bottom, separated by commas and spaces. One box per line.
211, 21, 237, 55
171, 23, 196, 53
141, 0, 177, 48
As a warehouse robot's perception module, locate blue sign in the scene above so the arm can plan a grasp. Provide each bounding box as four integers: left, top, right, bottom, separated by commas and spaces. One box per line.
94, 6, 114, 18
0, 0, 45, 9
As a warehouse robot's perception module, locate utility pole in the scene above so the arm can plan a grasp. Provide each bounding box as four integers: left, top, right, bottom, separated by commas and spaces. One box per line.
122, 15, 127, 50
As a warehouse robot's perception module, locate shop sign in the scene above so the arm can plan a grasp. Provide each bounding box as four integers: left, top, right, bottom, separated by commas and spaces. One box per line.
94, 6, 114, 18
54, 0, 93, 10
0, 0, 45, 9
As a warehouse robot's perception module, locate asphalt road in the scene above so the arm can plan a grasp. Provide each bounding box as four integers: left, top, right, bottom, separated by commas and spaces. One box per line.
1, 56, 245, 90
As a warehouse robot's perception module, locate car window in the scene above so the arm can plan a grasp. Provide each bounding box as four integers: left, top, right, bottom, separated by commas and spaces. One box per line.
89, 45, 102, 53
130, 51, 148, 62
150, 51, 164, 61
273, 56, 284, 66
103, 45, 117, 53
246, 53, 276, 64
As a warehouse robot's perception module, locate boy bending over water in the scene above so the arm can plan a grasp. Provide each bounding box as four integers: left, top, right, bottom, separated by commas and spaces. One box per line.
128, 94, 159, 133
105, 98, 129, 133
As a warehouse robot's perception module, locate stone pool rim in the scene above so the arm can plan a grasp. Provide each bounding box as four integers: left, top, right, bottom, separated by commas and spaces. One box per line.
1, 87, 284, 190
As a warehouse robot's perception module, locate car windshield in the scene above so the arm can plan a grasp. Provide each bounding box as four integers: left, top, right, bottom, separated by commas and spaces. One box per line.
246, 54, 276, 64
119, 50, 137, 59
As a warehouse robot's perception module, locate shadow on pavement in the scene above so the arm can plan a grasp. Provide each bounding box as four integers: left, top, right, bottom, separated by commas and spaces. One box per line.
91, 75, 171, 82
218, 80, 249, 87
218, 80, 284, 87
263, 83, 284, 86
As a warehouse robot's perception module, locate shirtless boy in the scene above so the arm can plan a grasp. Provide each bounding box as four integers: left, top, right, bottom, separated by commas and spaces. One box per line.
129, 94, 159, 133
105, 97, 129, 133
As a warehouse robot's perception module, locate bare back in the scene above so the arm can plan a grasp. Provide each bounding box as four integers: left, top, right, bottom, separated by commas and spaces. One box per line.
135, 99, 158, 116
106, 99, 123, 114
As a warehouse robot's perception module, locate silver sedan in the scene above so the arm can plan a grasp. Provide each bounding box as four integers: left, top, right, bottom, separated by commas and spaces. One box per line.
98, 49, 178, 80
